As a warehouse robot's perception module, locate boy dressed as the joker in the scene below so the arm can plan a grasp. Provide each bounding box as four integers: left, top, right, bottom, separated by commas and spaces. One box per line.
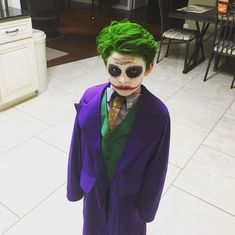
67, 20, 170, 235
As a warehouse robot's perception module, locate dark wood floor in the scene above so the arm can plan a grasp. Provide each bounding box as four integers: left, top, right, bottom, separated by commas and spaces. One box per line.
46, 1, 161, 67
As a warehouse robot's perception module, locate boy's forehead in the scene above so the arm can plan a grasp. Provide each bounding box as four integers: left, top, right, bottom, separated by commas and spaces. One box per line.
107, 52, 144, 65
112, 57, 134, 65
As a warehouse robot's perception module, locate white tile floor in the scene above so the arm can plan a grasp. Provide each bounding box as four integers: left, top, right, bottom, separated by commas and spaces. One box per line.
1, 47, 235, 234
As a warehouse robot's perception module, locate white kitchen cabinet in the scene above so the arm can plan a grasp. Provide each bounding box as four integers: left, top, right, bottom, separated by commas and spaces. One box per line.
0, 16, 38, 110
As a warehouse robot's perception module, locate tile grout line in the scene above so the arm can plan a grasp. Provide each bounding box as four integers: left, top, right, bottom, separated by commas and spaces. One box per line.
164, 99, 235, 212
161, 161, 183, 199
13, 106, 75, 134
164, 71, 202, 103
168, 162, 182, 170
203, 144, 235, 159
13, 107, 52, 126
0, 111, 72, 164
35, 136, 69, 155
161, 164, 183, 199
172, 185, 235, 218
0, 132, 69, 164
170, 119, 208, 134
0, 202, 20, 219
2, 182, 66, 235
165, 99, 235, 196
166, 95, 235, 136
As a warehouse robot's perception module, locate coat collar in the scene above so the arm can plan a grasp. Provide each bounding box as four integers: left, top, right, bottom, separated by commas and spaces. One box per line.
75, 83, 109, 130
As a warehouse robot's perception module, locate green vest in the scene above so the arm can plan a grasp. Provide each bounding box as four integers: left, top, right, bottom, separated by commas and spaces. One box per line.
100, 91, 140, 181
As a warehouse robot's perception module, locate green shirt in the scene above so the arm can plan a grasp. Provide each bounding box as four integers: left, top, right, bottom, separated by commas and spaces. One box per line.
100, 90, 140, 181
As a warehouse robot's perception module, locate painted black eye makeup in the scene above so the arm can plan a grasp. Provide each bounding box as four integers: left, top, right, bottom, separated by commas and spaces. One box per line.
126, 66, 143, 78
108, 64, 121, 77
108, 64, 143, 79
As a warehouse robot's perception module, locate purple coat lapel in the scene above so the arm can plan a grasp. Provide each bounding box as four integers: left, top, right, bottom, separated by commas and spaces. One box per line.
112, 85, 164, 177
76, 83, 109, 180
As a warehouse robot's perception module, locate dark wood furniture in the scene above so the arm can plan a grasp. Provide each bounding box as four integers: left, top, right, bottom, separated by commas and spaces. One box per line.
156, 0, 199, 74
169, 4, 217, 73
204, 1, 235, 88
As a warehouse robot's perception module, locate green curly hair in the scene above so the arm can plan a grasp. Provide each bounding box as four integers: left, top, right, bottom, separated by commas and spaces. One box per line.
96, 20, 158, 69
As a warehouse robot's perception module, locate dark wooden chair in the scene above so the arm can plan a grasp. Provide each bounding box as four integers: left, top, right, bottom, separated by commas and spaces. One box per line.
204, 0, 235, 88
156, 0, 199, 74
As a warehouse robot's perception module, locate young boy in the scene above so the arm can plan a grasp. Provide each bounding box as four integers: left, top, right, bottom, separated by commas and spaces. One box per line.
67, 20, 170, 235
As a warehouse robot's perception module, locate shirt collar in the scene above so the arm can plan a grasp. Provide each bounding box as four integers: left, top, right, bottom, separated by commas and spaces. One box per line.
106, 87, 115, 103
106, 86, 142, 109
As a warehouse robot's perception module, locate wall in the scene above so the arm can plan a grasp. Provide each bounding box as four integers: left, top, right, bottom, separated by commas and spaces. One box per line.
8, 0, 21, 8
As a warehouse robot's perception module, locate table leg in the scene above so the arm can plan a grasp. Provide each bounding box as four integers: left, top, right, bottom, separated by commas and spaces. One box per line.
195, 21, 209, 60
182, 21, 210, 74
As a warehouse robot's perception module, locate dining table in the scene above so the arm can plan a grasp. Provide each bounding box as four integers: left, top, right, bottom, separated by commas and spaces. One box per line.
169, 4, 217, 73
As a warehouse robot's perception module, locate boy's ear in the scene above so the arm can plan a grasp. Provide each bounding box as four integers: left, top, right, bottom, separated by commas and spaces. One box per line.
145, 63, 154, 76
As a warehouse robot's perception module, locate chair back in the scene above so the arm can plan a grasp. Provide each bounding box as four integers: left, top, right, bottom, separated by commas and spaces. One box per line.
157, 0, 173, 34
157, 0, 188, 35
214, 1, 235, 56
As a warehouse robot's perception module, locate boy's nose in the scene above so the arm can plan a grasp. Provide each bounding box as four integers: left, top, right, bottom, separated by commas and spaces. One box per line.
118, 75, 128, 84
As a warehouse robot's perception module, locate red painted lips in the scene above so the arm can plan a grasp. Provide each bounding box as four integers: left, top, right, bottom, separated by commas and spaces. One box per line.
112, 83, 140, 90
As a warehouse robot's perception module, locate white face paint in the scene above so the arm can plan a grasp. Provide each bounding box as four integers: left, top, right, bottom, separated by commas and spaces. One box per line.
106, 52, 153, 96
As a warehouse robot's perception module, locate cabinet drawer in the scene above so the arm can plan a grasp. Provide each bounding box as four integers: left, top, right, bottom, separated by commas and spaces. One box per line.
0, 17, 32, 44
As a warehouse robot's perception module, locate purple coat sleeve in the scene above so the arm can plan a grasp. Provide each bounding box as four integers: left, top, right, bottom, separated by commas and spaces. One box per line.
137, 111, 170, 222
66, 104, 84, 201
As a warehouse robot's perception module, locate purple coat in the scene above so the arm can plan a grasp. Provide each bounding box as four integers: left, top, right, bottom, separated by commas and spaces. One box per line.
67, 83, 170, 235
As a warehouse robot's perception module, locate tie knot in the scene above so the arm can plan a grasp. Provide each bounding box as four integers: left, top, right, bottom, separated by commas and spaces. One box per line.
110, 94, 125, 109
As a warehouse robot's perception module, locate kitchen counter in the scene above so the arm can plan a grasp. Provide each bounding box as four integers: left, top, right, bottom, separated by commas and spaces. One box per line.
0, 6, 30, 22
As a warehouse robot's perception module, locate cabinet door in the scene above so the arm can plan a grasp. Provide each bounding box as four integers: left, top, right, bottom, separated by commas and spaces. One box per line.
0, 38, 38, 104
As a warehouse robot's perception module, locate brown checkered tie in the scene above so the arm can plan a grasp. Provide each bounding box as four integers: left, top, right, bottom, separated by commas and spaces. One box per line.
108, 95, 124, 132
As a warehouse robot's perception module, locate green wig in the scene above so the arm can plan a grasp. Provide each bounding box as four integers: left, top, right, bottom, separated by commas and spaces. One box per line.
96, 20, 158, 69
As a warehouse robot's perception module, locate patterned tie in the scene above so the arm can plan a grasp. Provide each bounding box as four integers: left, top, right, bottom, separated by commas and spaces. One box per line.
108, 94, 125, 132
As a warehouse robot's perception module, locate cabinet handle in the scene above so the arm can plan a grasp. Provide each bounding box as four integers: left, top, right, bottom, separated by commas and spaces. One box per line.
5, 29, 19, 35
